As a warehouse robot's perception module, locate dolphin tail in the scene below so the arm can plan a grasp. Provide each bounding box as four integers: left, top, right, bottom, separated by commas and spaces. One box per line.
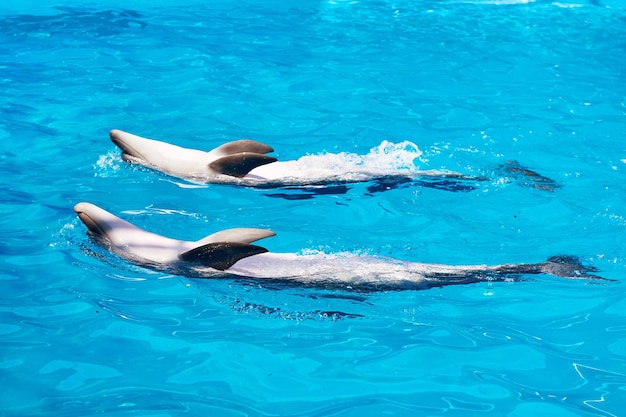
209, 153, 277, 177
497, 160, 560, 192
178, 242, 268, 270
539, 255, 609, 281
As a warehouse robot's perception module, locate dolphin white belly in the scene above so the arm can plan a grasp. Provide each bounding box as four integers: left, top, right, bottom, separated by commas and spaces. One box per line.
216, 252, 492, 287
108, 129, 564, 193
74, 202, 605, 290
109, 129, 470, 187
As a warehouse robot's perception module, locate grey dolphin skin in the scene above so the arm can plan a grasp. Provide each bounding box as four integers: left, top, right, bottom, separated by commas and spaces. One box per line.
74, 202, 605, 290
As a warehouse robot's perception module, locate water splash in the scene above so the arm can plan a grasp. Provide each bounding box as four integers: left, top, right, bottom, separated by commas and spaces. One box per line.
93, 150, 122, 178
251, 140, 430, 184
302, 140, 423, 172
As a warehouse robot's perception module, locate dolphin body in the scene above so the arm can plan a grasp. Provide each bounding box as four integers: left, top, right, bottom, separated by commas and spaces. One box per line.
74, 202, 602, 290
109, 129, 480, 188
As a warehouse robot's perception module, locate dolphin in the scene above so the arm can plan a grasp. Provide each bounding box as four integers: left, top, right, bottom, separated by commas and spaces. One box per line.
74, 202, 604, 290
109, 129, 484, 189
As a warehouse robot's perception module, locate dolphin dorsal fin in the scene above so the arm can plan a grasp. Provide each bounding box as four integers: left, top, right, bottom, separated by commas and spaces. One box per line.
210, 139, 274, 157
196, 228, 276, 247
178, 242, 267, 270
209, 153, 277, 178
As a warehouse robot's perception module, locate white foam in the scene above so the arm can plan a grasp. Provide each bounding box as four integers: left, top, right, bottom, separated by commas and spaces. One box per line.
250, 140, 426, 183
93, 150, 122, 177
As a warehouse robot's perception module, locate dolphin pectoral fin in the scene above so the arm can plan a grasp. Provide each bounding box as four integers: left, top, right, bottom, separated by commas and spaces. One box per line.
178, 242, 268, 270
196, 228, 276, 246
211, 139, 274, 156
209, 153, 277, 178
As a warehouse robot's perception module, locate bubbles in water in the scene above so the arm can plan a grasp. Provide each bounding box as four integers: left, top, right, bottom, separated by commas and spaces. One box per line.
49, 222, 76, 249
93, 150, 122, 177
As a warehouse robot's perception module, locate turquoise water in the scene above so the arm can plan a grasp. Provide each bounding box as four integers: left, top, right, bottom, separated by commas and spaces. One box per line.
2, 0, 626, 415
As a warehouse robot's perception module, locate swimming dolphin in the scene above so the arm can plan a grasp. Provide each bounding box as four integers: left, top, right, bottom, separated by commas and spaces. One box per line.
74, 202, 604, 290
109, 129, 484, 189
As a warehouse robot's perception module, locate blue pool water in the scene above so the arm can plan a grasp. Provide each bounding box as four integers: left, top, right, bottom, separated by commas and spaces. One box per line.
2, 0, 626, 415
